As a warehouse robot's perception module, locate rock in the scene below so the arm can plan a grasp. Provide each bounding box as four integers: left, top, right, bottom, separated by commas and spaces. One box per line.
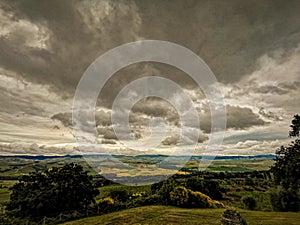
221, 209, 247, 225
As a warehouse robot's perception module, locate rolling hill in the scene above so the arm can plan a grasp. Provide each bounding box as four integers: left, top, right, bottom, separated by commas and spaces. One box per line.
61, 205, 300, 225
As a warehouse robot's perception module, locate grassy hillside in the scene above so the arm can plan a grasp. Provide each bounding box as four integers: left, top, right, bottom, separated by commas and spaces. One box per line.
62, 205, 300, 225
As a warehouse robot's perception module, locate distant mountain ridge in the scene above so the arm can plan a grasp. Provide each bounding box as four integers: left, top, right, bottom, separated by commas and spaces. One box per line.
0, 154, 276, 160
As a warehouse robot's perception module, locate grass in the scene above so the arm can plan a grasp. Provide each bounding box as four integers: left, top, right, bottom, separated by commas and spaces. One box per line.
0, 188, 10, 203
0, 180, 16, 203
226, 190, 273, 211
61, 205, 300, 225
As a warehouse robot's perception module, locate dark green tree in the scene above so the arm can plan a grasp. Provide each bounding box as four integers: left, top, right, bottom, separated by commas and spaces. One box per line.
289, 114, 300, 137
151, 178, 176, 204
185, 178, 224, 200
6, 163, 99, 218
270, 115, 300, 211
241, 196, 257, 210
271, 115, 300, 190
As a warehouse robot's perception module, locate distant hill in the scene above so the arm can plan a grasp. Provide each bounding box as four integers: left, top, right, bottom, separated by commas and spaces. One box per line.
0, 154, 276, 160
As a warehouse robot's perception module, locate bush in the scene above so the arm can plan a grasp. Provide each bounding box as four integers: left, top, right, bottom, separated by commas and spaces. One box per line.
169, 186, 189, 207
108, 189, 129, 203
185, 178, 225, 199
188, 190, 212, 208
156, 178, 177, 204
270, 186, 300, 212
130, 194, 162, 207
96, 197, 115, 213
241, 196, 257, 210
244, 178, 255, 186
97, 197, 114, 205
169, 186, 224, 208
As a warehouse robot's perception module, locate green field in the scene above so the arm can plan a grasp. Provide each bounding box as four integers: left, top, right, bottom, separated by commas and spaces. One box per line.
0, 156, 275, 205
62, 205, 300, 225
0, 156, 274, 178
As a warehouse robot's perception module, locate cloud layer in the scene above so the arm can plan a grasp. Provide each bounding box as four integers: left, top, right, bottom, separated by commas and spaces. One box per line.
0, 0, 299, 155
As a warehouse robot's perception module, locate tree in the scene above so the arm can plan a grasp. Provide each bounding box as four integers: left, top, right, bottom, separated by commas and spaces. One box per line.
185, 177, 224, 200
109, 188, 129, 203
289, 114, 300, 137
241, 196, 257, 210
6, 163, 99, 218
149, 178, 177, 205
270, 186, 300, 212
271, 115, 300, 190
270, 115, 300, 211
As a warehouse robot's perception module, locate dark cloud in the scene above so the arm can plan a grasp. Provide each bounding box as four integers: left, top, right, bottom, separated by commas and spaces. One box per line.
101, 139, 117, 145
278, 81, 300, 91
162, 129, 208, 146
259, 108, 283, 121
0, 0, 299, 104
226, 105, 266, 130
198, 105, 267, 132
97, 127, 117, 140
0, 0, 141, 98
131, 98, 176, 118
255, 85, 288, 95
136, 0, 300, 83
95, 110, 111, 126
162, 134, 180, 146
51, 112, 72, 127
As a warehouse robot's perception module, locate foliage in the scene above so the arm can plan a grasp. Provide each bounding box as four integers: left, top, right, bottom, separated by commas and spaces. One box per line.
270, 186, 300, 212
6, 163, 99, 219
227, 191, 272, 211
98, 184, 151, 199
97, 197, 114, 205
271, 114, 300, 189
96, 197, 115, 214
270, 115, 300, 211
188, 190, 212, 208
169, 186, 224, 208
185, 177, 225, 199
108, 189, 129, 203
289, 114, 300, 137
271, 140, 300, 190
129, 194, 162, 207
169, 186, 190, 207
241, 196, 257, 210
155, 178, 177, 204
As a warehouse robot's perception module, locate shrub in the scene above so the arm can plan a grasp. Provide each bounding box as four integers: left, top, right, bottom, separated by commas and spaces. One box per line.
244, 177, 255, 186
185, 178, 225, 200
97, 197, 115, 205
241, 196, 257, 210
188, 190, 212, 208
130, 194, 162, 207
169, 186, 224, 208
108, 189, 129, 202
96, 197, 115, 213
169, 186, 189, 207
210, 200, 225, 208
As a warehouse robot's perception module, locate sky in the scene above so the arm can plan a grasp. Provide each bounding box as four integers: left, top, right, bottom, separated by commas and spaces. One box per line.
0, 0, 299, 156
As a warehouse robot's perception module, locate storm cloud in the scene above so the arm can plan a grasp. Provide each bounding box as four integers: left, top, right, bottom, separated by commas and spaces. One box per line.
0, 0, 300, 155
0, 0, 300, 98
